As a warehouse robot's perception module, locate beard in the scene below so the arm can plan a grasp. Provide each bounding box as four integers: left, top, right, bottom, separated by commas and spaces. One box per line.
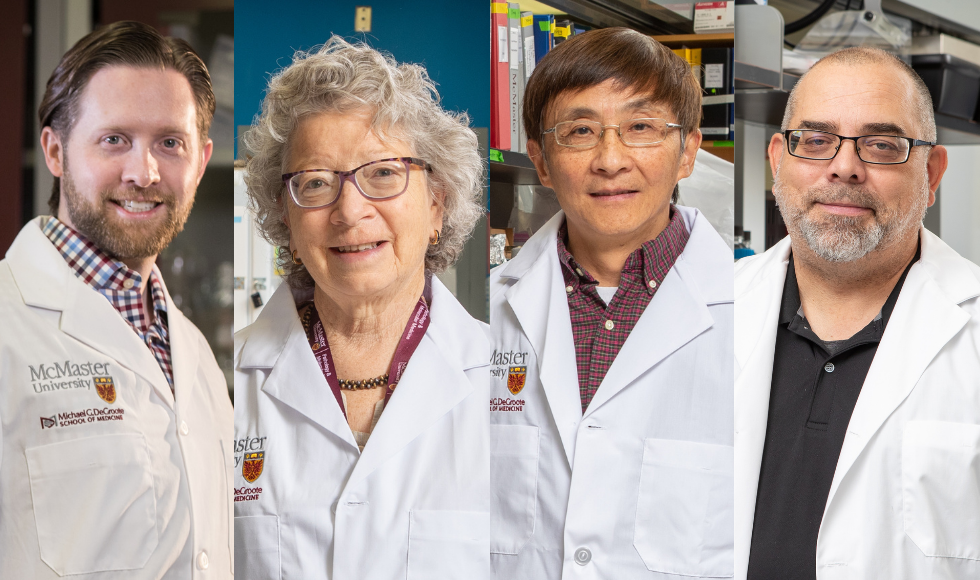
772, 172, 927, 263
61, 158, 194, 260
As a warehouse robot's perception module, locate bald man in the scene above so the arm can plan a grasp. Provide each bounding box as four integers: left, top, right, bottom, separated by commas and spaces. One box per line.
734, 47, 980, 580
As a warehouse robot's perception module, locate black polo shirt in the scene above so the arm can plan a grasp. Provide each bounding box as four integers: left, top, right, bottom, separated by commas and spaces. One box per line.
746, 246, 919, 580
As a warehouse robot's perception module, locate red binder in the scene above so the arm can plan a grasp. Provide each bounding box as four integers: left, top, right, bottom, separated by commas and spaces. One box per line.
491, 0, 511, 150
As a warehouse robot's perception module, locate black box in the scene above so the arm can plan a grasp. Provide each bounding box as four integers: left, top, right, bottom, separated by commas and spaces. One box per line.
911, 54, 980, 121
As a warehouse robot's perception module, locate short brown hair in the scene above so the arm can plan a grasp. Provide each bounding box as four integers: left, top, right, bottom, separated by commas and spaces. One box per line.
39, 20, 216, 214
523, 27, 702, 144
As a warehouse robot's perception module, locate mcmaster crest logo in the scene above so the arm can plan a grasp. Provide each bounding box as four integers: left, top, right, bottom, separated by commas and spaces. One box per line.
94, 376, 116, 404
242, 451, 265, 483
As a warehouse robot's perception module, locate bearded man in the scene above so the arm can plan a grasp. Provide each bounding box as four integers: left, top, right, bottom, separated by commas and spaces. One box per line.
0, 22, 232, 579
734, 47, 980, 580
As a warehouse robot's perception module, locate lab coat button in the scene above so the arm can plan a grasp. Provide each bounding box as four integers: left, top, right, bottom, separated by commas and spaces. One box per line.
824, 362, 835, 373
180, 421, 189, 435
197, 550, 209, 570
574, 547, 591, 565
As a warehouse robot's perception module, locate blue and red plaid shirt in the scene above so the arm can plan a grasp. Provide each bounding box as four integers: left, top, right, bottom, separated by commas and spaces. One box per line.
43, 217, 174, 389
557, 206, 690, 411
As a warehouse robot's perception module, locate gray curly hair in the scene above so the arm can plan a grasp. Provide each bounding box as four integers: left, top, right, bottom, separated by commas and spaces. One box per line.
244, 36, 485, 288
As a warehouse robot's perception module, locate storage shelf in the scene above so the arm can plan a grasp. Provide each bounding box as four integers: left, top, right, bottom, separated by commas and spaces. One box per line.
652, 32, 734, 48
489, 148, 541, 185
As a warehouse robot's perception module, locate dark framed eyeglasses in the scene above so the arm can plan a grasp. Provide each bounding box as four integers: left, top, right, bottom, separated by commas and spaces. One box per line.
281, 157, 432, 209
543, 118, 683, 148
783, 130, 935, 165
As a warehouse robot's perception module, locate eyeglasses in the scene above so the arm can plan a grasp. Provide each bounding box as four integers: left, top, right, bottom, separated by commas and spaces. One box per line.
543, 118, 683, 148
281, 157, 432, 209
783, 130, 935, 165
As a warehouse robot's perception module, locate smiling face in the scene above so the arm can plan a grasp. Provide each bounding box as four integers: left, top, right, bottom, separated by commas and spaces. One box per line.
283, 108, 443, 302
769, 60, 946, 263
42, 65, 211, 260
527, 79, 699, 252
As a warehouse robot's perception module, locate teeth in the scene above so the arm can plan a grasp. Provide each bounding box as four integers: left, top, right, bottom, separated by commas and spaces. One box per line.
337, 242, 380, 253
120, 200, 157, 212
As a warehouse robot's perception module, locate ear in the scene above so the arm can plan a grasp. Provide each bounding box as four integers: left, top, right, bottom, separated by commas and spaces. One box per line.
768, 132, 785, 177
674, 129, 702, 181
40, 127, 65, 177
526, 139, 553, 189
196, 138, 214, 184
428, 182, 446, 230
925, 144, 948, 207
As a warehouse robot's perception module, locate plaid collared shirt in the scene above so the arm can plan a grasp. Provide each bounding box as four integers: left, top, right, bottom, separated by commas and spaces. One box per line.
557, 207, 690, 412
43, 217, 174, 389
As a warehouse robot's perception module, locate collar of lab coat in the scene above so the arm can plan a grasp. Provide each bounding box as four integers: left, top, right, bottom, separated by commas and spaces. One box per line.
238, 274, 489, 485
496, 205, 733, 466
6, 217, 183, 408
732, 227, 980, 579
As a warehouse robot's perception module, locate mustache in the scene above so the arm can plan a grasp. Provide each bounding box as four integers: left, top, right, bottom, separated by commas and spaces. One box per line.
800, 184, 882, 214
99, 186, 176, 204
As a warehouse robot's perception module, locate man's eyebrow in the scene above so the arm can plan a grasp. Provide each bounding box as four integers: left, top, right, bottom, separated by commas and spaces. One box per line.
796, 120, 838, 132
554, 106, 599, 121
860, 122, 907, 136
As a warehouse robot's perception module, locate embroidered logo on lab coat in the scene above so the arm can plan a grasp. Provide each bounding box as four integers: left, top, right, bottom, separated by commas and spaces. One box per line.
93, 376, 116, 404
243, 451, 265, 483
508, 366, 527, 395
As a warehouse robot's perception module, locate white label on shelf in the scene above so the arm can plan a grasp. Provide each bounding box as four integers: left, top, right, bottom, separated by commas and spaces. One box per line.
524, 37, 535, 78
705, 63, 724, 88
498, 27, 509, 63
510, 27, 520, 70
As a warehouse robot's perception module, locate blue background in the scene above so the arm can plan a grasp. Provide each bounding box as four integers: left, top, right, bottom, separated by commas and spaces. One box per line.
234, 0, 489, 157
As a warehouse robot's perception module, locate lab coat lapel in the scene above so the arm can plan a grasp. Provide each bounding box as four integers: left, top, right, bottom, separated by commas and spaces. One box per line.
733, 236, 790, 580
6, 219, 173, 405
501, 212, 582, 468
345, 278, 485, 487
240, 284, 357, 449
162, 275, 199, 409
823, 230, 977, 516
585, 210, 726, 415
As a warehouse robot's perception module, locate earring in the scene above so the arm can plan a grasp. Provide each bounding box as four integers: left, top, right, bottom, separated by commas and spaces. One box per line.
430, 230, 440, 245
291, 249, 303, 265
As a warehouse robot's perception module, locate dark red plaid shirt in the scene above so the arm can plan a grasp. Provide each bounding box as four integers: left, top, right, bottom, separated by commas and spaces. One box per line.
557, 207, 689, 411
43, 217, 173, 390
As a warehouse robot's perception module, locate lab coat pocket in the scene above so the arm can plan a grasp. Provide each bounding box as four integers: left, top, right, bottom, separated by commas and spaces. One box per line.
634, 438, 734, 578
235, 514, 281, 580
902, 420, 980, 560
489, 424, 540, 555
408, 509, 491, 580
26, 432, 159, 575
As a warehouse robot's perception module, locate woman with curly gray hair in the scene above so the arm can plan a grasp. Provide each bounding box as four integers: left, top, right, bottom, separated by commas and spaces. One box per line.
234, 37, 490, 580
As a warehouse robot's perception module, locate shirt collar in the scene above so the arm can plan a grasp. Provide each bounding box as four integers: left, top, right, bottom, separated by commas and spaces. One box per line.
556, 205, 690, 295
42, 216, 168, 316
779, 243, 921, 343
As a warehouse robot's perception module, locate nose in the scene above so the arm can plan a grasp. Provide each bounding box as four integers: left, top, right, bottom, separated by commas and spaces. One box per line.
122, 145, 161, 188
329, 176, 375, 226
591, 126, 633, 175
825, 138, 866, 184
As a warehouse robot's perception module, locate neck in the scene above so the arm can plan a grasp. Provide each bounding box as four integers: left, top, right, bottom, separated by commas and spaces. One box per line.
314, 269, 426, 342
791, 228, 919, 341
565, 210, 670, 287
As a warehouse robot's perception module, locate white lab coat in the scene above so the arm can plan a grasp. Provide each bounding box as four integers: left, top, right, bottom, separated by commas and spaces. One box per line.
734, 229, 980, 580
233, 276, 491, 580
488, 206, 735, 580
0, 217, 234, 579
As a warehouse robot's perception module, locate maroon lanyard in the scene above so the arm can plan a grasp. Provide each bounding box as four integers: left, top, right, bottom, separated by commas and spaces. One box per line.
304, 279, 432, 420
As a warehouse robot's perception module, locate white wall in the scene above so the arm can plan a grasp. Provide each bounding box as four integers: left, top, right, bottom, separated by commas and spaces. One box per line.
939, 145, 980, 265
